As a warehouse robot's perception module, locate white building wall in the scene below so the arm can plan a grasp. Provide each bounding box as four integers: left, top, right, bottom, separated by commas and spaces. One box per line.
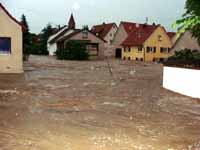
163, 66, 200, 98
104, 25, 118, 47
47, 43, 57, 56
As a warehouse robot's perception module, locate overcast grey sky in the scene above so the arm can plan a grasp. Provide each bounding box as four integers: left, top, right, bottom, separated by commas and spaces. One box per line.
1, 0, 186, 33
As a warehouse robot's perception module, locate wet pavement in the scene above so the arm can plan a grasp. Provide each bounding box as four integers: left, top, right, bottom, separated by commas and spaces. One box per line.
0, 55, 200, 150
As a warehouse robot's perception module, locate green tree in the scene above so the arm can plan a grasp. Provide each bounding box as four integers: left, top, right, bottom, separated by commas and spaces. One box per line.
38, 23, 54, 55
56, 40, 89, 60
173, 0, 200, 45
21, 14, 31, 60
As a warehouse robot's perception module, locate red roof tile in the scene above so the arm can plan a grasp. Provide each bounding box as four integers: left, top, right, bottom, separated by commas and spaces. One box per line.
167, 32, 176, 39
0, 3, 23, 30
121, 23, 159, 46
91, 23, 116, 39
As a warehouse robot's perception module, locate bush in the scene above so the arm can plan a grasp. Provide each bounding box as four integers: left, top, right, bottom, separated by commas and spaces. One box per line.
163, 49, 200, 69
56, 41, 89, 60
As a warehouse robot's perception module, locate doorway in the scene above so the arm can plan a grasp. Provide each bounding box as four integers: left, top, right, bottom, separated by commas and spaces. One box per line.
115, 48, 122, 58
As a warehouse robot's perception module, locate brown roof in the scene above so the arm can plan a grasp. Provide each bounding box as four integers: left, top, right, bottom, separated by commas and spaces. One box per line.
167, 32, 176, 39
121, 23, 159, 46
49, 27, 72, 44
57, 29, 106, 43
0, 3, 23, 29
91, 23, 116, 39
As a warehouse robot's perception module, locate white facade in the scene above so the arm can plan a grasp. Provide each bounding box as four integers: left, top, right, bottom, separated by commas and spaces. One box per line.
104, 24, 118, 47
163, 66, 200, 98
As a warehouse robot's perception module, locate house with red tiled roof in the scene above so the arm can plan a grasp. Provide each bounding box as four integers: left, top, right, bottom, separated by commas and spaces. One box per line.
91, 23, 117, 44
112, 21, 173, 61
91, 23, 118, 57
0, 3, 23, 73
112, 21, 138, 58
119, 22, 172, 62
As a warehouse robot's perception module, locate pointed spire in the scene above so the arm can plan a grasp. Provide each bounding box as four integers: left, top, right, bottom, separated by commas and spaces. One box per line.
68, 14, 75, 29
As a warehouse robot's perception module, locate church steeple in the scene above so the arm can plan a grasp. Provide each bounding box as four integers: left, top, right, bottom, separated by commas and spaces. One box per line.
68, 14, 75, 29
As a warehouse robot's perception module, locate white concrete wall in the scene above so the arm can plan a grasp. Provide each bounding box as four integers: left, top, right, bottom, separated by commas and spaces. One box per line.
163, 66, 200, 98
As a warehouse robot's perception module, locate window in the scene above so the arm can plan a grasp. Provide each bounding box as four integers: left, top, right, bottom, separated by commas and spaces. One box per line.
158, 35, 162, 41
146, 47, 154, 53
82, 30, 88, 38
160, 47, 169, 53
110, 33, 112, 37
138, 46, 143, 52
153, 47, 156, 53
0, 37, 11, 54
124, 47, 131, 52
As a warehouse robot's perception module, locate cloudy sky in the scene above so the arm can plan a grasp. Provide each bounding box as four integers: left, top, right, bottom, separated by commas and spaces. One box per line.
1, 0, 186, 33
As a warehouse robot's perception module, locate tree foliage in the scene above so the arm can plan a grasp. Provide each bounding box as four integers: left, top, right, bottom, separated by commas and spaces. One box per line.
173, 0, 200, 45
29, 23, 54, 55
21, 14, 31, 58
164, 49, 200, 68
56, 40, 89, 60
39, 23, 54, 55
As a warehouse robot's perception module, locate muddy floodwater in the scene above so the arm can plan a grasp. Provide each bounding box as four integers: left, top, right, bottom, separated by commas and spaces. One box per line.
0, 56, 200, 150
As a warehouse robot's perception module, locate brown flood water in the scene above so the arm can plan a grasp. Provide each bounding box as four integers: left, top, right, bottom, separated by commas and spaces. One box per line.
0, 56, 200, 150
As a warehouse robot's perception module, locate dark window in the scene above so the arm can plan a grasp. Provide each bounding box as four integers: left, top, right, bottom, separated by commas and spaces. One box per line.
125, 47, 131, 52
138, 46, 143, 52
0, 37, 11, 54
128, 57, 131, 60
153, 47, 156, 53
147, 47, 154, 53
146, 47, 150, 53
160, 47, 168, 53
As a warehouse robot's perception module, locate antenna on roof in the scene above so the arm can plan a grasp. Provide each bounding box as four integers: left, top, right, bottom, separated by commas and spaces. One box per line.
145, 17, 148, 24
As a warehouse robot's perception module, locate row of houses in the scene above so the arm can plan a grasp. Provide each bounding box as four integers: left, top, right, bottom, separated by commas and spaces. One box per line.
0, 3, 199, 73
48, 14, 178, 62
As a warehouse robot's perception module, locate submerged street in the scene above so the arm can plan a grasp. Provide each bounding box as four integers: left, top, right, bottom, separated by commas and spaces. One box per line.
0, 56, 199, 150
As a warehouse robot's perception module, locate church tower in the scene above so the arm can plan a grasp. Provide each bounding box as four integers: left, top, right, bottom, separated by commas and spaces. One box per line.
68, 14, 75, 29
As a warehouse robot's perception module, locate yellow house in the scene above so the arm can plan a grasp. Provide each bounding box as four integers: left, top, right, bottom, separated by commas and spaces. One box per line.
0, 3, 23, 73
121, 23, 173, 62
